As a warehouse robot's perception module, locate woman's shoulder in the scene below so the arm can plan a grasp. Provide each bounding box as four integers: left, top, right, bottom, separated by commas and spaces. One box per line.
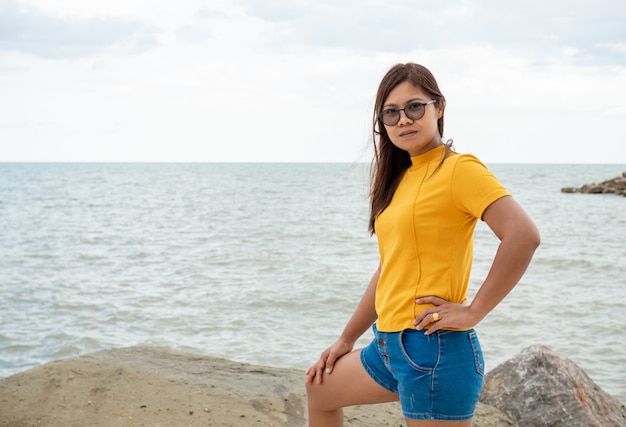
445, 151, 490, 172
445, 151, 504, 187
450, 150, 485, 163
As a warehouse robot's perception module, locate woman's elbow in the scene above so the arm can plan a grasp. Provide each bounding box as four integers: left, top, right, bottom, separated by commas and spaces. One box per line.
523, 221, 541, 252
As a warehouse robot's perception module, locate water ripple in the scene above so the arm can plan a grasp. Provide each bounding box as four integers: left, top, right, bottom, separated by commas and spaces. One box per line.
0, 162, 624, 403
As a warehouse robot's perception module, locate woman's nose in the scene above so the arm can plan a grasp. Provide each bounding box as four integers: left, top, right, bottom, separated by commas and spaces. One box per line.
397, 109, 413, 125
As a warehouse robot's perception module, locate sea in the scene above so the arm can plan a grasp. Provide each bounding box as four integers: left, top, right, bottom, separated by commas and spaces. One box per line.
0, 162, 625, 404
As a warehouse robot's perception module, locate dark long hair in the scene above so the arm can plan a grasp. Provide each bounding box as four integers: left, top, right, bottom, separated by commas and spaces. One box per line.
368, 63, 449, 234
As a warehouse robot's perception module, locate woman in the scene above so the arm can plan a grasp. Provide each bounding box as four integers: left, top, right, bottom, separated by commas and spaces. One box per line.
305, 63, 540, 426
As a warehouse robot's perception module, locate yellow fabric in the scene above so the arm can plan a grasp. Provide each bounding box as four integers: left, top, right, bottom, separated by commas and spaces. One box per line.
374, 145, 510, 332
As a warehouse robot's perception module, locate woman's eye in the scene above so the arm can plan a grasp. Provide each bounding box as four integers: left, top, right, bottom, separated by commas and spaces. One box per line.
382, 109, 398, 115
406, 103, 422, 112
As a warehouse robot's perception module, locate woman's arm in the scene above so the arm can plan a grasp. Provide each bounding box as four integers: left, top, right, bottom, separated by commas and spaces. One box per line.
305, 264, 380, 384
414, 196, 540, 333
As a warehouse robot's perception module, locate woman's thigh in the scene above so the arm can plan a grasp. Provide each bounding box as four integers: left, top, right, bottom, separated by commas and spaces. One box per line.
391, 329, 484, 421
306, 349, 398, 411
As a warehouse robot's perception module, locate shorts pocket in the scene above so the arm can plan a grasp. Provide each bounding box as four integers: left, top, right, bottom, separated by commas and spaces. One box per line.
398, 329, 437, 373
468, 330, 485, 376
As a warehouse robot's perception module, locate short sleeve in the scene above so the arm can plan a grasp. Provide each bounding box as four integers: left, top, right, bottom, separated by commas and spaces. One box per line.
450, 154, 511, 219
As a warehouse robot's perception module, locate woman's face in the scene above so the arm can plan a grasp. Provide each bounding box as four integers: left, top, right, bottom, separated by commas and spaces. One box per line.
382, 81, 443, 157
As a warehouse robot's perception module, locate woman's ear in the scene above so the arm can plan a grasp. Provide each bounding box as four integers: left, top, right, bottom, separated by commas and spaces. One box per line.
437, 99, 445, 118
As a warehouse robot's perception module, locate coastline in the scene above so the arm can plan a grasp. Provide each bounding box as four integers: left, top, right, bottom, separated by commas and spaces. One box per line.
0, 346, 513, 426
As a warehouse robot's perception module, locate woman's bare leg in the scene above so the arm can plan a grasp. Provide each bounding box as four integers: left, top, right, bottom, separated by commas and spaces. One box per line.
306, 349, 398, 427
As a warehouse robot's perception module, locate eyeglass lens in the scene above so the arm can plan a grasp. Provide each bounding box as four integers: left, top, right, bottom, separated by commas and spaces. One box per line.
381, 102, 428, 126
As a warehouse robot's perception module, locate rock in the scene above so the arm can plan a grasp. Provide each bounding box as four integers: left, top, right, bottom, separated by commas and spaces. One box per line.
480, 344, 626, 427
473, 402, 515, 426
0, 346, 512, 427
561, 172, 626, 196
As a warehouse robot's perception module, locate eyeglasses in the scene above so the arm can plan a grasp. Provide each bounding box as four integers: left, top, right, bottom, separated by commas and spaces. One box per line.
379, 100, 436, 126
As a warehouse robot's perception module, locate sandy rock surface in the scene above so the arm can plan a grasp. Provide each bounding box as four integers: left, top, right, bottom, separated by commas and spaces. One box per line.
0, 346, 511, 427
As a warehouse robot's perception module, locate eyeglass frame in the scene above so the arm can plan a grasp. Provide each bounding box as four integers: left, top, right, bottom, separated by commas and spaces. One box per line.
378, 100, 437, 127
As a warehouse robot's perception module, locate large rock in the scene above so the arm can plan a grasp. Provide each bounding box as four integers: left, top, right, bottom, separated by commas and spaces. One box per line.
0, 346, 512, 427
561, 172, 626, 196
480, 344, 626, 427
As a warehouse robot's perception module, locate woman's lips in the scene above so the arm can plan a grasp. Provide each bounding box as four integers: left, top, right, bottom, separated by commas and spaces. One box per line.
399, 130, 417, 137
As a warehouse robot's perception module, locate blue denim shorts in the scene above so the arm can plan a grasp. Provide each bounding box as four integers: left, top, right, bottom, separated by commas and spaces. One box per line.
360, 324, 484, 421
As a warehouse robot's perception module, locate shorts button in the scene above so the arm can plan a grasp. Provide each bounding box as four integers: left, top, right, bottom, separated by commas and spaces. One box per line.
377, 338, 384, 346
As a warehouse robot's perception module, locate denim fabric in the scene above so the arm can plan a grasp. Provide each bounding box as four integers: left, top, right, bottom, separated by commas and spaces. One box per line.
360, 324, 484, 420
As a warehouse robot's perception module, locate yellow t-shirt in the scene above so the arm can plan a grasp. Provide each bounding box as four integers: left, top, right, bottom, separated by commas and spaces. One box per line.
374, 145, 510, 332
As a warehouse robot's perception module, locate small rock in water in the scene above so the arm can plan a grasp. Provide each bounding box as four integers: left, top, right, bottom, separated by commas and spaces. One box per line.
561, 172, 626, 196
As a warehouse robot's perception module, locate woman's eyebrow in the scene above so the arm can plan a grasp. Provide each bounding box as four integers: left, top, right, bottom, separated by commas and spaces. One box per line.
382, 97, 427, 108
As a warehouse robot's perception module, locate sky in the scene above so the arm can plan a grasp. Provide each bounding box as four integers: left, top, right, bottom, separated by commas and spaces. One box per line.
1, 0, 625, 163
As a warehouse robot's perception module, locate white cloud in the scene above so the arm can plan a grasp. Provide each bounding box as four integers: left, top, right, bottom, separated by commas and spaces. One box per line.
0, 0, 625, 162
0, 0, 158, 58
